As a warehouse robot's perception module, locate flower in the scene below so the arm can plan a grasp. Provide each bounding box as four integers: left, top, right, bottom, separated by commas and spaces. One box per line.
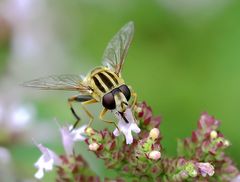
224, 140, 230, 147
30, 101, 239, 181
60, 124, 87, 155
113, 107, 141, 144
196, 162, 215, 177
138, 102, 161, 128
34, 143, 61, 179
210, 130, 218, 139
148, 150, 161, 160
89, 143, 100, 151
198, 113, 220, 133
69, 124, 88, 141
149, 128, 160, 140
85, 127, 95, 136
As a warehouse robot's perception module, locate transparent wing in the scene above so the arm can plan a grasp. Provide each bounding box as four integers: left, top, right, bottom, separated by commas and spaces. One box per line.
22, 74, 91, 92
102, 21, 134, 75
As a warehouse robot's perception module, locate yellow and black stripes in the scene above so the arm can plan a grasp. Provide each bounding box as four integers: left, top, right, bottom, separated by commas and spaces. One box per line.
104, 71, 118, 85
98, 72, 114, 89
92, 70, 119, 94
93, 76, 105, 93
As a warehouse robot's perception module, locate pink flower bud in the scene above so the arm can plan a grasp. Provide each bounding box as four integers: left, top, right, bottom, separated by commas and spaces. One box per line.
134, 106, 142, 113
149, 128, 160, 140
224, 140, 230, 147
148, 150, 161, 160
89, 143, 100, 151
210, 130, 218, 139
85, 127, 95, 136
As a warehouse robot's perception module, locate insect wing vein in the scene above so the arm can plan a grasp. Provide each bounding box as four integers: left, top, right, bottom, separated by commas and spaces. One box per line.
22, 74, 90, 92
102, 21, 134, 75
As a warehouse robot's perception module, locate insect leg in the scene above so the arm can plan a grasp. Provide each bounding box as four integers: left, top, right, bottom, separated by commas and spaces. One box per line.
68, 95, 96, 130
99, 108, 120, 131
68, 96, 81, 129
131, 91, 138, 109
81, 99, 98, 128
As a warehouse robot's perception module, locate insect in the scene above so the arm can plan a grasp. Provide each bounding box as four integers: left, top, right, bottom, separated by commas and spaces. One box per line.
23, 22, 137, 130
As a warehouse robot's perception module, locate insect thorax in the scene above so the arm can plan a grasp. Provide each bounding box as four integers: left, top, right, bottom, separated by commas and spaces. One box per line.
87, 67, 124, 99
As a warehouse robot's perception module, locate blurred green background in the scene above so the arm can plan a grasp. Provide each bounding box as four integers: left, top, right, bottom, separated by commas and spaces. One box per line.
0, 0, 240, 181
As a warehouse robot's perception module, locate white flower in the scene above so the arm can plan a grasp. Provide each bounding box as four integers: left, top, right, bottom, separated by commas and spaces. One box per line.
113, 108, 141, 144
34, 143, 61, 179
60, 124, 87, 155
196, 162, 215, 177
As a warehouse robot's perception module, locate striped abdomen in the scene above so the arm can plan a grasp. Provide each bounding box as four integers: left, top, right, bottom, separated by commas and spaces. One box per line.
90, 68, 123, 96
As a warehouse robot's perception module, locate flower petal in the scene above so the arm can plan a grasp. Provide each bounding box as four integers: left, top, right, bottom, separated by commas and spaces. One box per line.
125, 131, 133, 144
61, 127, 74, 155
113, 108, 141, 144
113, 128, 120, 136
60, 124, 87, 155
34, 143, 61, 179
34, 168, 44, 179
36, 144, 61, 165
72, 124, 87, 141
131, 123, 141, 133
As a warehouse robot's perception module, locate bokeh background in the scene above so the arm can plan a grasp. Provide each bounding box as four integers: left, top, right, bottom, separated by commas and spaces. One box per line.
0, 0, 240, 181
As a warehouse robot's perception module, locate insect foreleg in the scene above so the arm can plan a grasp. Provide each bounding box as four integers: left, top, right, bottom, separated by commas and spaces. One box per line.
68, 95, 96, 130
99, 108, 119, 131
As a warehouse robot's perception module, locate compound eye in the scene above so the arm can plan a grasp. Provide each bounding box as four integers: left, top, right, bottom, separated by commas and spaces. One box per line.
102, 92, 116, 110
119, 85, 131, 101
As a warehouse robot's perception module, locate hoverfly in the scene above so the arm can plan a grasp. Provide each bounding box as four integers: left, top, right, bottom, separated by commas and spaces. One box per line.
23, 22, 137, 130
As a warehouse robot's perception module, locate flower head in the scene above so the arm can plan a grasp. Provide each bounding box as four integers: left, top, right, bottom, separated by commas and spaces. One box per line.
113, 107, 141, 144
198, 113, 220, 133
34, 143, 61, 179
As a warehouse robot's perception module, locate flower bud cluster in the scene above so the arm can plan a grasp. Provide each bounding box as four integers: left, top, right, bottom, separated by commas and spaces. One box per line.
176, 112, 239, 181
84, 103, 163, 181
31, 103, 239, 182
56, 155, 100, 182
135, 128, 161, 161
85, 128, 116, 161
161, 157, 215, 181
137, 102, 161, 132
